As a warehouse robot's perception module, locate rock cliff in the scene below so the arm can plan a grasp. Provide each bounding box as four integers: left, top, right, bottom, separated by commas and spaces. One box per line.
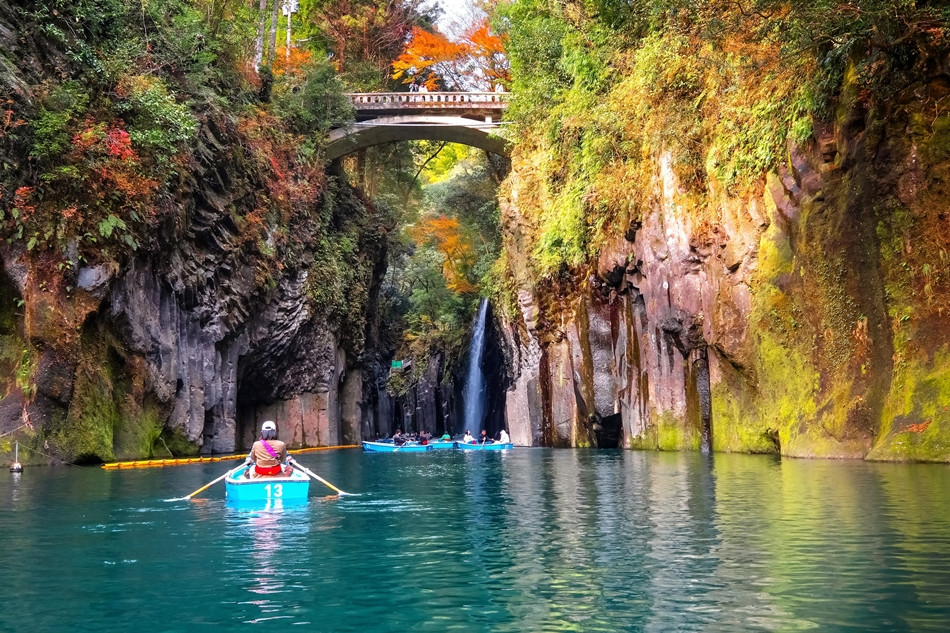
499, 56, 950, 462
0, 113, 384, 463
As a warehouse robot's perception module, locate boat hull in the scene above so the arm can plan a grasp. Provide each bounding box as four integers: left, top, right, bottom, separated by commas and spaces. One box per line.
457, 442, 513, 451
429, 441, 457, 450
362, 441, 432, 452
225, 466, 310, 503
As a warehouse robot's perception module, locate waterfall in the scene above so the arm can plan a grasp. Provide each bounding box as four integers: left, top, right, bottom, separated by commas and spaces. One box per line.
462, 299, 489, 435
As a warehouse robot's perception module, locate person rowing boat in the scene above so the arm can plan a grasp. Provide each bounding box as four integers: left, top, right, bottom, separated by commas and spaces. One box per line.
244, 420, 292, 478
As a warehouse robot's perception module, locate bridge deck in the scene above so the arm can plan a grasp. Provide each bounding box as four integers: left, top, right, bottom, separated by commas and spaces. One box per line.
327, 92, 511, 159
347, 92, 507, 120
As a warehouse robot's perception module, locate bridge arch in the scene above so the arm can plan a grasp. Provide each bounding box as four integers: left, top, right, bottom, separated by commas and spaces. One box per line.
325, 115, 508, 160
325, 92, 510, 160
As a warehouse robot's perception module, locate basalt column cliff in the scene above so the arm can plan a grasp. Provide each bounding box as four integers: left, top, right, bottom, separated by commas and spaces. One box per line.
498, 44, 950, 462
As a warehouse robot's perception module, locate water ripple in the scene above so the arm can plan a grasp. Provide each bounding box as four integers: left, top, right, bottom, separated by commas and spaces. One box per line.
2, 451, 950, 631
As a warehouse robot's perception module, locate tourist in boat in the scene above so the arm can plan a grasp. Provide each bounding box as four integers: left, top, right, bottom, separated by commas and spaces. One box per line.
244, 420, 291, 478
441, 433, 452, 442
462, 430, 475, 444
393, 429, 407, 446
419, 430, 431, 445
479, 429, 493, 444
499, 428, 510, 444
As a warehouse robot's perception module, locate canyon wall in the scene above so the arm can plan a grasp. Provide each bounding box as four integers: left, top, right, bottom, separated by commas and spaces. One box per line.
500, 62, 950, 462
0, 119, 383, 464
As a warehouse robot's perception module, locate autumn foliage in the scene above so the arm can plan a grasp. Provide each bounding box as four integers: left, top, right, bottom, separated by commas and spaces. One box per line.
412, 214, 477, 293
1, 115, 160, 253
273, 46, 314, 79
313, 0, 419, 85
392, 18, 509, 91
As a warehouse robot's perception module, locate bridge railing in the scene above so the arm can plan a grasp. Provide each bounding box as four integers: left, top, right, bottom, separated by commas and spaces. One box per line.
346, 92, 508, 109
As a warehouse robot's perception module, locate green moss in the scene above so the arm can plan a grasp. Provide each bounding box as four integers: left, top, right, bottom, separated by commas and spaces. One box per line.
112, 396, 167, 461
758, 221, 795, 277
927, 114, 950, 162
52, 355, 118, 463
574, 432, 594, 449
0, 301, 24, 398
867, 346, 950, 462
711, 382, 779, 453
629, 421, 657, 450
655, 410, 700, 451
754, 325, 818, 447
15, 348, 33, 398
50, 334, 185, 463
158, 426, 200, 457
630, 411, 699, 451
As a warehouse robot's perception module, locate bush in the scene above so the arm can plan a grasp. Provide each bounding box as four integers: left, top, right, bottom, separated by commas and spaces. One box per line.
29, 82, 90, 163
272, 58, 354, 135
114, 76, 197, 161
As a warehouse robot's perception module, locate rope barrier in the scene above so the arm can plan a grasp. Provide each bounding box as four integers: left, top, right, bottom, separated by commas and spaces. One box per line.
100, 444, 360, 469
7, 439, 74, 466
1, 426, 27, 439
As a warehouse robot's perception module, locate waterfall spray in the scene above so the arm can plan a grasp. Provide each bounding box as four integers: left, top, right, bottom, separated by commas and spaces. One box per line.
462, 299, 489, 434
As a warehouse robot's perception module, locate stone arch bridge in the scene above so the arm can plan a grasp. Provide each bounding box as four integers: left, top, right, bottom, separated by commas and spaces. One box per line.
325, 92, 509, 160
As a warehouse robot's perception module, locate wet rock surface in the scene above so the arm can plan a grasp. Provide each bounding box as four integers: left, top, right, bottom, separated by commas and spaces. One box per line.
497, 69, 950, 461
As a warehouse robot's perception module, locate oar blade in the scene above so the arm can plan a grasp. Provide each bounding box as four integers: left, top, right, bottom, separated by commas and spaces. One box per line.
289, 461, 357, 496
166, 465, 241, 502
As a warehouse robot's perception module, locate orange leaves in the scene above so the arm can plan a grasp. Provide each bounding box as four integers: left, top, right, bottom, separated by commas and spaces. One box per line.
392, 18, 509, 91
412, 214, 477, 293
12, 186, 36, 221
232, 111, 324, 250
273, 46, 313, 79
905, 420, 931, 434
464, 20, 509, 87
392, 26, 466, 88
1, 102, 25, 140
71, 118, 157, 204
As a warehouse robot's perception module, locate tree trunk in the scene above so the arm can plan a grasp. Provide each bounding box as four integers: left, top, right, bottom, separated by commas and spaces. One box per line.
254, 0, 268, 70
268, 0, 280, 66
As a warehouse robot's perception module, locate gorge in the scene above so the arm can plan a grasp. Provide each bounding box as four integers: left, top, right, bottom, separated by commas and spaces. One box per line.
1, 0, 948, 465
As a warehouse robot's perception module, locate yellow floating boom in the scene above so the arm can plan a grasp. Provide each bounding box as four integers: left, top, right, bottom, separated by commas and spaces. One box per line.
100, 445, 360, 469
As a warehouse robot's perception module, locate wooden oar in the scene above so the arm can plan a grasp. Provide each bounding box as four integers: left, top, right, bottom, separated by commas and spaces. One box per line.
288, 458, 356, 496
166, 464, 245, 501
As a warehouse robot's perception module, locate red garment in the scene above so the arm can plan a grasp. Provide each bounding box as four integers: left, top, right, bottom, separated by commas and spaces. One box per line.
255, 463, 283, 476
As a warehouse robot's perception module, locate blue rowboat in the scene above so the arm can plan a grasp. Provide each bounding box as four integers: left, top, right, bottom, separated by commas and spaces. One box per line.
225, 465, 310, 503
362, 440, 432, 452
457, 442, 513, 451
429, 440, 457, 450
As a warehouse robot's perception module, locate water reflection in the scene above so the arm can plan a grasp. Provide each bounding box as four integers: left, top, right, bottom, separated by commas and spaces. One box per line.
223, 502, 313, 626
2, 450, 949, 632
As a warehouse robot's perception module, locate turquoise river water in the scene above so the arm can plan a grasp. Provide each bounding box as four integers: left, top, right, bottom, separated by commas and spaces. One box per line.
1, 449, 949, 632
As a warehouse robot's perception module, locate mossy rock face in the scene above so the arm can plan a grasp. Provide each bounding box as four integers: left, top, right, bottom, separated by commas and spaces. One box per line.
651, 410, 700, 451
710, 126, 897, 459
50, 349, 117, 464
158, 426, 200, 457
629, 424, 658, 450
926, 114, 950, 162
711, 380, 780, 454
867, 347, 950, 462
48, 325, 190, 463
0, 272, 27, 395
